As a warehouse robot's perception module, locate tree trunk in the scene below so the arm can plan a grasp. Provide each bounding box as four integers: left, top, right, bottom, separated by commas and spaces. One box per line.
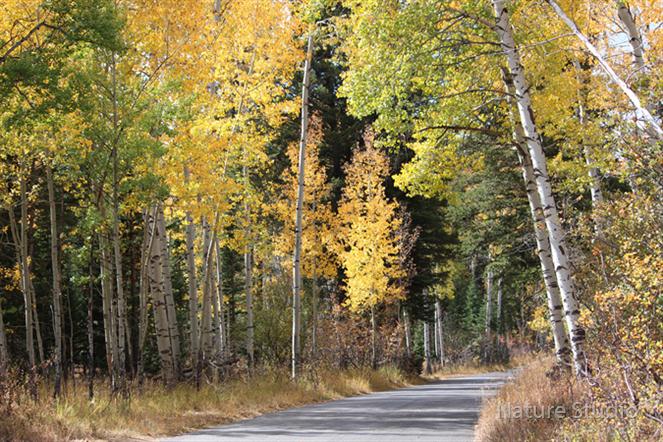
137, 209, 153, 385
99, 233, 119, 388
198, 220, 215, 378
146, 205, 176, 384
544, 0, 662, 139
434, 300, 444, 366
87, 242, 95, 400
18, 177, 36, 395
158, 208, 181, 377
616, 1, 645, 70
370, 305, 377, 370
423, 321, 432, 375
46, 166, 64, 398
503, 68, 572, 367
244, 245, 254, 368
214, 238, 225, 360
111, 205, 127, 396
403, 309, 412, 358
292, 34, 314, 380
496, 278, 503, 333
485, 267, 493, 337
183, 167, 199, 366
494, 0, 585, 374
0, 298, 8, 375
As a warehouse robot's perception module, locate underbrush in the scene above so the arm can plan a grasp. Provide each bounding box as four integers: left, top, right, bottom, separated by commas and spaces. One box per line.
475, 355, 662, 442
0, 365, 418, 441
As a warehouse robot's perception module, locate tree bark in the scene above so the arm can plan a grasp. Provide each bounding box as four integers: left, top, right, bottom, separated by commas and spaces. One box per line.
87, 242, 95, 400
434, 300, 444, 366
146, 205, 176, 384
403, 309, 412, 357
46, 166, 64, 398
0, 298, 8, 375
158, 208, 181, 377
370, 305, 377, 370
292, 33, 314, 380
616, 1, 645, 70
423, 321, 432, 375
183, 167, 199, 366
494, 0, 584, 374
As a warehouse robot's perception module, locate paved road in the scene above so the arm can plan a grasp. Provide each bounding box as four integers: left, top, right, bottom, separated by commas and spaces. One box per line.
161, 371, 513, 442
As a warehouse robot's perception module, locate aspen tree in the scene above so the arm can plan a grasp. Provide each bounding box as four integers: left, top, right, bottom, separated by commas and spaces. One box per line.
493, 0, 586, 374
502, 68, 572, 366
46, 165, 64, 397
291, 33, 315, 379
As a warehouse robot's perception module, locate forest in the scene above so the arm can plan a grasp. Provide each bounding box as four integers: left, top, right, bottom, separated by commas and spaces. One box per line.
0, 0, 661, 441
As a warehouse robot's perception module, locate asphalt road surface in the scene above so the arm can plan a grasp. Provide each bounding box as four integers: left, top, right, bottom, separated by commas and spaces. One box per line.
161, 371, 513, 442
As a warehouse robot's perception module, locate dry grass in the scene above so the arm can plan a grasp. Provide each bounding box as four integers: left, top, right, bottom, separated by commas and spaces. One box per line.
0, 366, 419, 442
475, 355, 582, 442
428, 351, 538, 381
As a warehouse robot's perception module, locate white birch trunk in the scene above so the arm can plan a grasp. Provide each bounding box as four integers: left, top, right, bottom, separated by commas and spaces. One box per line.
434, 299, 444, 366
485, 268, 493, 336
617, 2, 645, 70
183, 167, 199, 364
494, 0, 585, 373
496, 278, 503, 330
158, 208, 181, 376
503, 68, 572, 366
403, 309, 412, 357
146, 206, 176, 383
423, 321, 432, 375
46, 166, 64, 396
291, 33, 314, 379
545, 0, 662, 139
99, 233, 119, 386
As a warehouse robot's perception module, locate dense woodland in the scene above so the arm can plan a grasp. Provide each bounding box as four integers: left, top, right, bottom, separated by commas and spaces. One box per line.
0, 0, 661, 440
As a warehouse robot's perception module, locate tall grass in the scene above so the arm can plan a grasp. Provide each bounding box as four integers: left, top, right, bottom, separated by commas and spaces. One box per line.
0, 366, 417, 441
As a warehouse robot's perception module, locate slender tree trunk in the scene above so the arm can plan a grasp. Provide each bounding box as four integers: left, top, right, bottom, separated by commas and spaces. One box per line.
111, 206, 127, 396
0, 298, 8, 375
370, 305, 377, 370
433, 301, 440, 359
214, 238, 225, 360
403, 309, 412, 357
494, 1, 585, 374
616, 1, 645, 70
292, 33, 314, 380
244, 245, 254, 368
485, 268, 493, 337
158, 209, 180, 377
18, 177, 37, 396
184, 169, 199, 367
46, 166, 64, 398
87, 242, 95, 401
29, 278, 44, 367
496, 278, 503, 332
198, 221, 216, 378
572, 60, 604, 235
544, 0, 662, 139
99, 233, 119, 388
137, 209, 155, 385
434, 300, 444, 366
423, 321, 432, 375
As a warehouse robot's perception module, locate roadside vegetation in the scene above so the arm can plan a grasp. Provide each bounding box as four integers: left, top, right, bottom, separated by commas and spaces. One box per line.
0, 1, 660, 441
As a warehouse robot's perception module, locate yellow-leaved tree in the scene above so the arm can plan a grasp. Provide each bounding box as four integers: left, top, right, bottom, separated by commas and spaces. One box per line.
275, 113, 337, 359
337, 130, 404, 368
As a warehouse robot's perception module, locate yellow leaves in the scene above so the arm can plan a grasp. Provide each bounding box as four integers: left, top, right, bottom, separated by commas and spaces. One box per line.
337, 142, 404, 312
